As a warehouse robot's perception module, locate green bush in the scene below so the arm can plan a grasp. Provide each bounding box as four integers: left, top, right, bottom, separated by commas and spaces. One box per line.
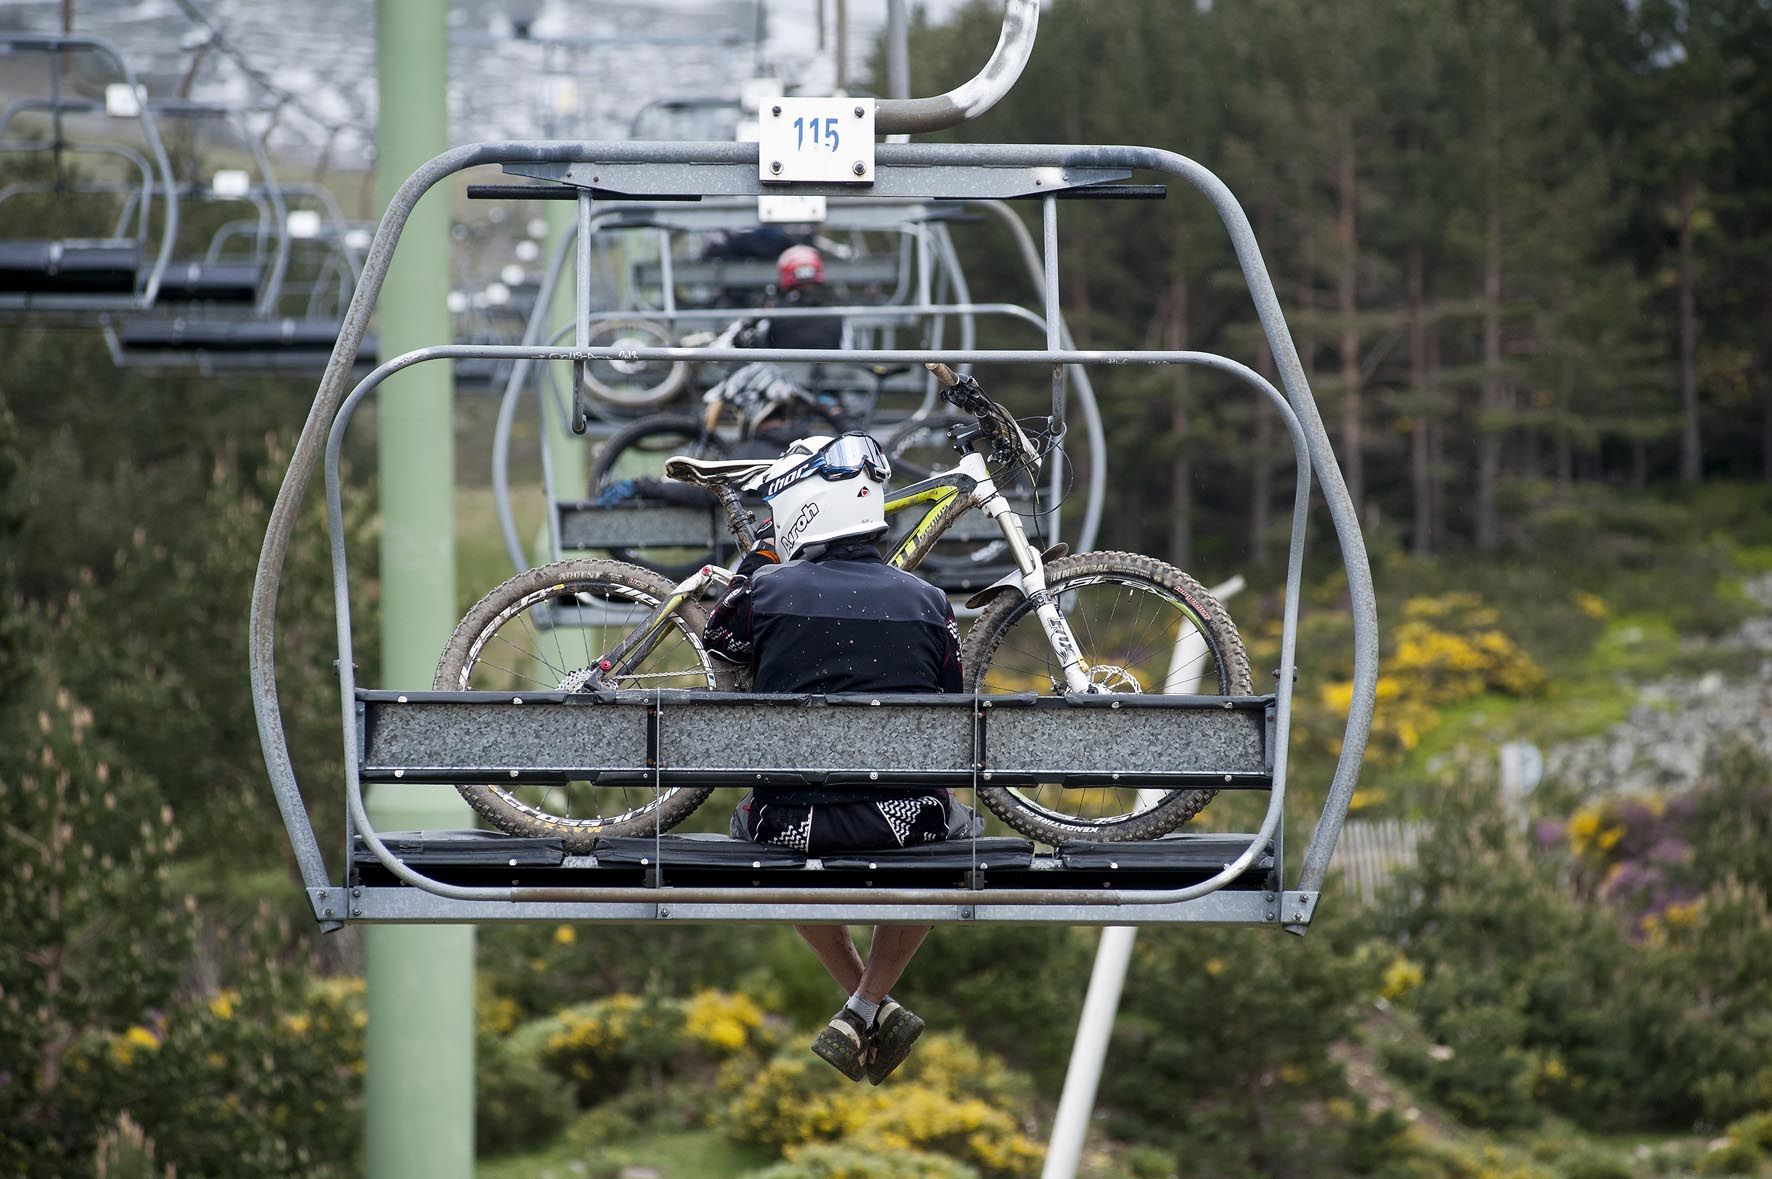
58, 965, 363, 1178
714, 1032, 1042, 1178
518, 989, 774, 1109
1379, 778, 1772, 1132
1097, 911, 1375, 1175
1696, 1110, 1772, 1175
714, 1053, 869, 1155
476, 1039, 576, 1157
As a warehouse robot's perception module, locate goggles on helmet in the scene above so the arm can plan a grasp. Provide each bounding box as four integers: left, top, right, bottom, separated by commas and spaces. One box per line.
759, 432, 891, 500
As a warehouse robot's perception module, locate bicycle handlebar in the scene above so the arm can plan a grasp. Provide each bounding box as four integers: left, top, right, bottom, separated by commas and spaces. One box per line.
924, 362, 1041, 469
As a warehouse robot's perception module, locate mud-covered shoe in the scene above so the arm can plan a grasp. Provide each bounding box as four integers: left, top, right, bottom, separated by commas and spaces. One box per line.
811, 1008, 870, 1082
865, 1000, 925, 1085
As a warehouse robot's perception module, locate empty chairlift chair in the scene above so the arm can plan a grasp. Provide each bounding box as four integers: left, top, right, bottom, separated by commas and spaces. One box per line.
0, 35, 179, 314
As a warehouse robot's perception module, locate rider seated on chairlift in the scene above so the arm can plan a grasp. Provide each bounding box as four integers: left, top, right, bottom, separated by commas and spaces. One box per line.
744, 244, 846, 353
703, 432, 978, 1085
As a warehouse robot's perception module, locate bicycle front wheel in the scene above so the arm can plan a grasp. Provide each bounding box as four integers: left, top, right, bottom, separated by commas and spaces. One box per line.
581, 318, 690, 415
961, 551, 1252, 843
435, 559, 741, 848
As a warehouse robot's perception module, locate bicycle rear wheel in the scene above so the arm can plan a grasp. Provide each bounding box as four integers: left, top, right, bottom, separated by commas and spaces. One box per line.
960, 551, 1252, 843
435, 559, 741, 848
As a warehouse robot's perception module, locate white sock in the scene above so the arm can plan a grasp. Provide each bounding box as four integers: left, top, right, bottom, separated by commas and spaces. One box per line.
844, 993, 880, 1026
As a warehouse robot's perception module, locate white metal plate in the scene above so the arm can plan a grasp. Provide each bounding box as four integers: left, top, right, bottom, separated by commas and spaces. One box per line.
757, 194, 828, 223
104, 83, 142, 118
758, 97, 875, 184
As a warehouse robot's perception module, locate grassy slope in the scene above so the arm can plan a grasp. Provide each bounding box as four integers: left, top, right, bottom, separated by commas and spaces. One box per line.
480, 1124, 770, 1179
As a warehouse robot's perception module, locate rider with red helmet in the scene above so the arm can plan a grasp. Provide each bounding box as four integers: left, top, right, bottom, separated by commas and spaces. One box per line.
754, 244, 844, 352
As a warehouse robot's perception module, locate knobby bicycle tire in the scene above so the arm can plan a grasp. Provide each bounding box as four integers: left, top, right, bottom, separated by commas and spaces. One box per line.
959, 551, 1253, 843
581, 318, 690, 415
434, 558, 742, 848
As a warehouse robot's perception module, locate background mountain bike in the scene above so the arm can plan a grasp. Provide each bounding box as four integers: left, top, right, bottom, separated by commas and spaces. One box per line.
439, 363, 1251, 849
587, 354, 1023, 579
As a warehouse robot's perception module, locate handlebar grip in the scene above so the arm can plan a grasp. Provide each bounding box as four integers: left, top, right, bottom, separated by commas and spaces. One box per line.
926, 362, 959, 388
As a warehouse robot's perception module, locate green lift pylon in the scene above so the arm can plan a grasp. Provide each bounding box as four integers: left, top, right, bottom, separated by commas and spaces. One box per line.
364, 1, 474, 1175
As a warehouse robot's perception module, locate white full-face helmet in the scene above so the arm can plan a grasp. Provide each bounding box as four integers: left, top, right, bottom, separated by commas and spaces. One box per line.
756, 433, 891, 561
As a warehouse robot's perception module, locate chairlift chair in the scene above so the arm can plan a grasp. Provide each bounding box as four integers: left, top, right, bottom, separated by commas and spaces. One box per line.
104, 155, 376, 374
251, 0, 1377, 933
480, 193, 1104, 595
0, 35, 179, 314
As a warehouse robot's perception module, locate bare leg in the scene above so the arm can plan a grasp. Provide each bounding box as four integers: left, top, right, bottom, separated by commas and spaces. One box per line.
856, 925, 930, 1004
794, 924, 865, 993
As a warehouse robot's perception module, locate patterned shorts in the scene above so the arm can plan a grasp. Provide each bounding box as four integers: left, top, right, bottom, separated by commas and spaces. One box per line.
733, 793, 950, 855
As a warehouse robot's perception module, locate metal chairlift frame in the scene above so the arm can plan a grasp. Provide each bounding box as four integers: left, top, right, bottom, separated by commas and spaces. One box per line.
0, 35, 178, 313
251, 0, 1377, 934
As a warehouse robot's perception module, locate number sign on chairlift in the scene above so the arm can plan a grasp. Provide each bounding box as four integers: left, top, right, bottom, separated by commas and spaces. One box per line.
758, 97, 875, 184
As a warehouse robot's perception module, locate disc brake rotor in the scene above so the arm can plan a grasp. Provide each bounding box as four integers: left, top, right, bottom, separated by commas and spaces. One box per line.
1086, 665, 1141, 693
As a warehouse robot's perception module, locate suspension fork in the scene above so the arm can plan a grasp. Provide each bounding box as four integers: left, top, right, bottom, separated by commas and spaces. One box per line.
963, 457, 1092, 694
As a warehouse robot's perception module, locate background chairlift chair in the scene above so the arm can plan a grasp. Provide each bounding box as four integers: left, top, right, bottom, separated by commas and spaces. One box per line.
0, 34, 178, 314
480, 194, 1106, 596
103, 154, 378, 375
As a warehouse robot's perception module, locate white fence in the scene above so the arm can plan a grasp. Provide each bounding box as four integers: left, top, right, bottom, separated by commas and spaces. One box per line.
1332, 818, 1426, 905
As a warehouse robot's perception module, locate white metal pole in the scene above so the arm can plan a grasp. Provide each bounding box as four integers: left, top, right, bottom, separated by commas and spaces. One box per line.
1042, 577, 1244, 1179
1041, 927, 1137, 1179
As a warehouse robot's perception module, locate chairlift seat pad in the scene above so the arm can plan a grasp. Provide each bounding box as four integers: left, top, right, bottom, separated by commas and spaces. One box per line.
153, 260, 262, 303
1058, 833, 1274, 872
119, 317, 342, 351
0, 239, 141, 292
588, 832, 1034, 871
352, 828, 565, 868
592, 832, 808, 868
820, 836, 1034, 871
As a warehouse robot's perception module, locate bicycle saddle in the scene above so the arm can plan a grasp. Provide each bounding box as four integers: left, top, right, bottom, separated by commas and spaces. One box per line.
664, 455, 777, 486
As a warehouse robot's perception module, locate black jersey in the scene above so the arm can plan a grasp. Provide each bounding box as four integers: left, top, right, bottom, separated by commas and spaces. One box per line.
704, 540, 962, 804
757, 285, 843, 352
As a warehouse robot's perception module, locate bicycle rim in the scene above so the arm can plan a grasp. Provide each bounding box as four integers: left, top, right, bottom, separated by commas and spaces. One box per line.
963, 554, 1251, 840
439, 564, 719, 843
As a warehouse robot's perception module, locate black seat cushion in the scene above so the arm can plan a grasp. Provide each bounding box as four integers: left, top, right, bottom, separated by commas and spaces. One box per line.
592, 832, 808, 869
1058, 833, 1274, 872
820, 836, 1034, 871
0, 240, 141, 293
351, 828, 565, 868
153, 260, 262, 304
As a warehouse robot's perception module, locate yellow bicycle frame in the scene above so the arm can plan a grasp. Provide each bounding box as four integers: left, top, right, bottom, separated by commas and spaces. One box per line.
881, 478, 971, 570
